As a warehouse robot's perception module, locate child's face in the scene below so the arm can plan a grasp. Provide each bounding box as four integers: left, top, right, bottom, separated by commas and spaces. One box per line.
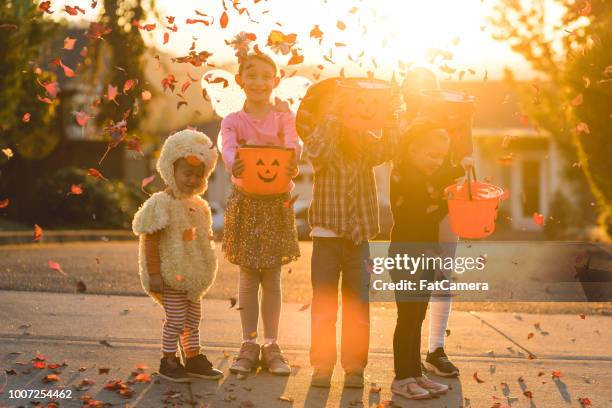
407, 130, 450, 176
174, 158, 206, 195
236, 59, 279, 104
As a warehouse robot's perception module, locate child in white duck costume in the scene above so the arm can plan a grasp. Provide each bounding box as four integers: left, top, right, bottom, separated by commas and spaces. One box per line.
132, 129, 223, 382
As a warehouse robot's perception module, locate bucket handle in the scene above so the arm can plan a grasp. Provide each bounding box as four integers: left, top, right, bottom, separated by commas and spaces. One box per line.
466, 166, 477, 201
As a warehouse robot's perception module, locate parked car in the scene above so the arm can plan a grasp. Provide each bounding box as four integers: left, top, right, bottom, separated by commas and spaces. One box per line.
209, 201, 225, 240
293, 200, 311, 240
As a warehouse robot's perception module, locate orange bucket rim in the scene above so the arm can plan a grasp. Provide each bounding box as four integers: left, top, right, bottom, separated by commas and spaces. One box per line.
445, 181, 505, 201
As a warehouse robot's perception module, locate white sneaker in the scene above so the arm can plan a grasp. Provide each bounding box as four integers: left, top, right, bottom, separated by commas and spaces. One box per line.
391, 377, 431, 400
416, 374, 449, 396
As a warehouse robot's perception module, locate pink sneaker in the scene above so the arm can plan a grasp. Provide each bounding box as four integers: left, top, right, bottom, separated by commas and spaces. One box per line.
391, 377, 431, 400
416, 374, 449, 396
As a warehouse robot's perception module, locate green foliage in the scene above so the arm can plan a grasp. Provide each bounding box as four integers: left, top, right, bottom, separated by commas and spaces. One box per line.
27, 167, 146, 229
489, 0, 612, 237
0, 1, 60, 149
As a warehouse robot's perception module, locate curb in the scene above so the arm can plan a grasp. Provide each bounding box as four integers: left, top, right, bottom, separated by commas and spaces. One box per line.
0, 230, 136, 245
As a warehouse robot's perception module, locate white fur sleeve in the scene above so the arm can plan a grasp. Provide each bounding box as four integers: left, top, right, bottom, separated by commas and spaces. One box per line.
132, 192, 170, 235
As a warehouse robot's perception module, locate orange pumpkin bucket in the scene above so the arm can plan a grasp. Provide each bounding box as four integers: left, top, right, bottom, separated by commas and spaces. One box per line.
445, 169, 507, 239
337, 78, 393, 131
237, 145, 294, 195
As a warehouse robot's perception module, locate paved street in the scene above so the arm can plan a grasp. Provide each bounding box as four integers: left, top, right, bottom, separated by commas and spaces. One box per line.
1, 291, 610, 407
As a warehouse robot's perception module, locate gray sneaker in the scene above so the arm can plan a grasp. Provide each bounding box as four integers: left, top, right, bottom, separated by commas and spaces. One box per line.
311, 368, 333, 388
261, 343, 291, 376
230, 342, 260, 374
344, 369, 364, 389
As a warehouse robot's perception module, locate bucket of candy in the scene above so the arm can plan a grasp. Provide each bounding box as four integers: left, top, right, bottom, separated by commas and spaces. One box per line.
237, 145, 294, 195
445, 168, 507, 239
337, 78, 394, 131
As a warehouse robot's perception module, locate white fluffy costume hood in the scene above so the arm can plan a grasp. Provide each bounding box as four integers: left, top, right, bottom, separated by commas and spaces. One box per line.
132, 129, 219, 303
157, 128, 218, 199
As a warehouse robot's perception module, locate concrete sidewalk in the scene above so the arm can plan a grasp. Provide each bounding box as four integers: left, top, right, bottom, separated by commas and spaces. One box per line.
0, 291, 609, 407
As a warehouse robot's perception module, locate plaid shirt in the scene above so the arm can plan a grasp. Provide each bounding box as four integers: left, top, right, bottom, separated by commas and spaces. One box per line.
302, 117, 398, 244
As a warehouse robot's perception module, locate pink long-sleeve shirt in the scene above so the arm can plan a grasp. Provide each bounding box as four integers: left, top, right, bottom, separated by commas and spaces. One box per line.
220, 109, 302, 190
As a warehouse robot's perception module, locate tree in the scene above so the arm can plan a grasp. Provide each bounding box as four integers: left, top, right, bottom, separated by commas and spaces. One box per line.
489, 0, 612, 237
0, 1, 60, 158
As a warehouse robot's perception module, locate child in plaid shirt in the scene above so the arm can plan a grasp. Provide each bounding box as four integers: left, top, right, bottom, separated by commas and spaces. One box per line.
296, 77, 399, 389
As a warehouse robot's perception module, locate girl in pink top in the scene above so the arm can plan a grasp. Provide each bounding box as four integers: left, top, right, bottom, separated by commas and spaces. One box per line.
220, 53, 300, 376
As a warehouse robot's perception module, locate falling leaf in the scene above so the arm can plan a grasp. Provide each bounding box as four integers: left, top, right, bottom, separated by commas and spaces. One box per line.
141, 90, 152, 101
39, 1, 53, 14
229, 297, 237, 308
336, 20, 346, 30
288, 49, 304, 65
2, 148, 13, 158
52, 58, 76, 77
87, 168, 108, 181
163, 32, 170, 44
533, 212, 545, 226
552, 370, 562, 379
0, 198, 9, 209
161, 74, 177, 92
527, 332, 535, 340
141, 175, 155, 190
298, 303, 310, 311
48, 260, 67, 275
278, 396, 294, 403
582, 76, 591, 88
445, 329, 451, 337
579, 314, 586, 320
22, 113, 31, 123
473, 371, 485, 383
220, 11, 229, 28
310, 25, 323, 42
38, 80, 60, 99
75, 111, 91, 127
523, 390, 533, 399
578, 397, 592, 406
571, 94, 583, 106
99, 340, 113, 347
107, 84, 118, 102
0, 24, 18, 30
63, 36, 77, 50
33, 224, 43, 242
98, 367, 110, 374
576, 122, 590, 134
123, 79, 137, 93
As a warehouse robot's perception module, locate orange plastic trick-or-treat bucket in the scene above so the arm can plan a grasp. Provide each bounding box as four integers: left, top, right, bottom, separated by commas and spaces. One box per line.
237, 145, 295, 196
445, 169, 508, 239
337, 78, 394, 131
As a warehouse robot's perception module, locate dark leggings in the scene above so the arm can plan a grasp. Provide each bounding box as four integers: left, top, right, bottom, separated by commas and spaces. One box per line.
389, 244, 433, 380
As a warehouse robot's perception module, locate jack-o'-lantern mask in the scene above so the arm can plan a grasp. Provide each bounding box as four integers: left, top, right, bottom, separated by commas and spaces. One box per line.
338, 78, 393, 131
237, 145, 294, 195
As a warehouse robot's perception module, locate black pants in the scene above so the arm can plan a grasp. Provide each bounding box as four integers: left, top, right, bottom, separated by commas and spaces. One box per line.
310, 237, 370, 370
389, 244, 434, 380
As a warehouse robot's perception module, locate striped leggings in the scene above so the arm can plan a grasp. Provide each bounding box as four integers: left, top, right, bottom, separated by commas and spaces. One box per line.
161, 288, 201, 354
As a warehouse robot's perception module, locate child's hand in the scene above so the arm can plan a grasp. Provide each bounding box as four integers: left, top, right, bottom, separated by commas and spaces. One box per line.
461, 156, 474, 170
232, 158, 245, 178
149, 273, 163, 294
285, 152, 299, 178
273, 97, 290, 113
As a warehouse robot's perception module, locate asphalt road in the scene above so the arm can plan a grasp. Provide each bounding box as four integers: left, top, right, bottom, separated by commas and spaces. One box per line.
0, 241, 610, 314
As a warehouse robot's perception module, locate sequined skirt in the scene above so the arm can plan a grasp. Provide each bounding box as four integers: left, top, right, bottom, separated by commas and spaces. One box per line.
222, 187, 300, 269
